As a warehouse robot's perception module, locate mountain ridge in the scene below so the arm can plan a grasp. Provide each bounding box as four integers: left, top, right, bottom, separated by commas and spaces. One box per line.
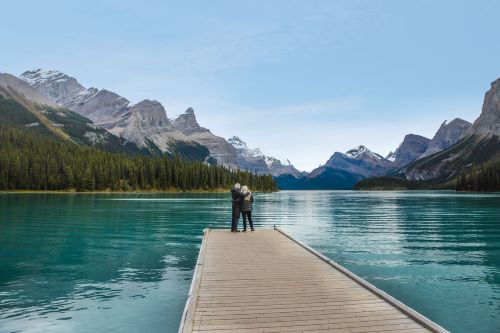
18, 69, 297, 175
356, 77, 500, 190
10, 68, 499, 189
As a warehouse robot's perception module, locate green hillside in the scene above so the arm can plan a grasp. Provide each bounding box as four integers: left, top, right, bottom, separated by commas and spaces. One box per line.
0, 89, 148, 155
0, 125, 276, 192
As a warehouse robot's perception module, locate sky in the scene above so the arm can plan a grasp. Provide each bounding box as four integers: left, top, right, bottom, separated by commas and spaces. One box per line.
1, 0, 499, 171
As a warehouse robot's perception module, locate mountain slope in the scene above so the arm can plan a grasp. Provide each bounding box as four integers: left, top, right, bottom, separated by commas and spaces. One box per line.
0, 74, 147, 155
0, 125, 277, 192
404, 134, 500, 181
357, 78, 500, 191
19, 70, 242, 164
275, 145, 394, 190
324, 145, 394, 177
419, 118, 472, 158
467, 78, 500, 137
227, 136, 302, 176
391, 134, 430, 167
0, 72, 58, 107
20, 69, 298, 172
403, 78, 500, 181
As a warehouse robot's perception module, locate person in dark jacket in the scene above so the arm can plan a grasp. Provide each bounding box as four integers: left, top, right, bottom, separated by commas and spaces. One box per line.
230, 183, 249, 232
240, 185, 255, 232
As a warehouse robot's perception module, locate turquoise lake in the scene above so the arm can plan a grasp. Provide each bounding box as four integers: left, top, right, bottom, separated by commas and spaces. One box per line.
0, 191, 499, 333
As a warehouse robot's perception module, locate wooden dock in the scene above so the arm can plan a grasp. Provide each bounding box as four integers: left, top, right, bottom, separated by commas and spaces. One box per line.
179, 228, 448, 333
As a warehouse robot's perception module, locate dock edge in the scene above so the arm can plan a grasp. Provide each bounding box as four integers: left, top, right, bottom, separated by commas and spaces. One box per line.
178, 228, 210, 333
274, 226, 450, 333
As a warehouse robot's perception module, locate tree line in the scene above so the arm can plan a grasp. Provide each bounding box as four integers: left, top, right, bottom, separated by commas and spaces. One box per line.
0, 126, 277, 192
456, 164, 500, 192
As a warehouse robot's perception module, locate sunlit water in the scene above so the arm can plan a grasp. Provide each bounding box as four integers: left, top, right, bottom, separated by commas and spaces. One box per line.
0, 191, 499, 333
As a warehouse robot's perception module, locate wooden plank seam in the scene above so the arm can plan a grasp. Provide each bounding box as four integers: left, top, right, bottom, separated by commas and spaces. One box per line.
274, 226, 449, 333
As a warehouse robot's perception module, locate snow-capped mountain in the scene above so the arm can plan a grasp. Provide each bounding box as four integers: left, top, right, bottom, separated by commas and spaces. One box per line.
19, 69, 298, 175
345, 145, 385, 160
19, 69, 240, 164
20, 69, 87, 105
228, 136, 264, 159
227, 136, 301, 176
265, 157, 304, 178
323, 145, 394, 177
0, 72, 58, 107
275, 145, 395, 190
0, 72, 144, 155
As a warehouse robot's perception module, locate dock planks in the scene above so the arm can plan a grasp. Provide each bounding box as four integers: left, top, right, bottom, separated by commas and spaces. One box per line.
179, 228, 448, 333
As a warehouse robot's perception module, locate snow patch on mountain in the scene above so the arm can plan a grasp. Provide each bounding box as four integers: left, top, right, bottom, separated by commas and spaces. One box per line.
228, 136, 300, 176
19, 68, 301, 174
228, 136, 265, 159
345, 145, 384, 160
20, 69, 67, 85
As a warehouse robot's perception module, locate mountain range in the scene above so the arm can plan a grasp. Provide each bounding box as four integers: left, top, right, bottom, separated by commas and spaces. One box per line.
2, 68, 299, 176
275, 78, 500, 190
353, 78, 499, 190
1, 68, 498, 190
0, 72, 147, 155
275, 115, 477, 189
400, 79, 500, 184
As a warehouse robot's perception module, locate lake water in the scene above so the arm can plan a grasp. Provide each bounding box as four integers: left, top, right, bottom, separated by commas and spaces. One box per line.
0, 191, 499, 333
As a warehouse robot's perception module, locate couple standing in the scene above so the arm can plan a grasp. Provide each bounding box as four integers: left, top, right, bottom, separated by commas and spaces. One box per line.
230, 183, 255, 232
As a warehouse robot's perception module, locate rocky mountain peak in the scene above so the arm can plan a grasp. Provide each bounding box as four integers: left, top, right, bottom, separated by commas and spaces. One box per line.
419, 118, 472, 158
392, 134, 431, 167
228, 136, 248, 149
386, 151, 395, 162
0, 72, 58, 107
20, 69, 85, 105
133, 99, 163, 111
17, 67, 300, 175
322, 145, 393, 179
173, 107, 208, 135
127, 99, 172, 138
467, 78, 500, 137
228, 136, 264, 158
21, 69, 69, 85
345, 145, 384, 160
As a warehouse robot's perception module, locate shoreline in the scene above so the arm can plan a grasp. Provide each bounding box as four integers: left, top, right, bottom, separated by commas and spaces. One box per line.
0, 189, 278, 194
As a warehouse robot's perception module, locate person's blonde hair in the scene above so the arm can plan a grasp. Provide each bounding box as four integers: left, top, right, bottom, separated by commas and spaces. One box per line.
241, 185, 252, 201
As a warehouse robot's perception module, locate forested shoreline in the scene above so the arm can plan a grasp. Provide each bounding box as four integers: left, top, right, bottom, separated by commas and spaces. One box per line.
0, 126, 277, 192
354, 166, 500, 192
456, 165, 500, 192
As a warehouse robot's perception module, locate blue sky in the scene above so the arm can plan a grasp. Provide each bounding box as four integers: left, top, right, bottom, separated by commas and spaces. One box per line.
1, 0, 499, 171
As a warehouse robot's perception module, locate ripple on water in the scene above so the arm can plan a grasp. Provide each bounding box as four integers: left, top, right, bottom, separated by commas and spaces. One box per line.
0, 191, 499, 333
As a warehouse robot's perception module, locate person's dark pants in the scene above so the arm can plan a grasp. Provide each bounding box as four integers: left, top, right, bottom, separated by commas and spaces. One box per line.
231, 205, 241, 231
242, 211, 254, 231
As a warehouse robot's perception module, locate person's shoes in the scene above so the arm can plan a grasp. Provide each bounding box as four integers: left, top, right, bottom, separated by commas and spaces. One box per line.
251, 229, 255, 231
242, 229, 247, 232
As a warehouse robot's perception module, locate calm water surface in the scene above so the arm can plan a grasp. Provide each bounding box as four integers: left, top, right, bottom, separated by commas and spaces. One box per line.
0, 191, 499, 333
